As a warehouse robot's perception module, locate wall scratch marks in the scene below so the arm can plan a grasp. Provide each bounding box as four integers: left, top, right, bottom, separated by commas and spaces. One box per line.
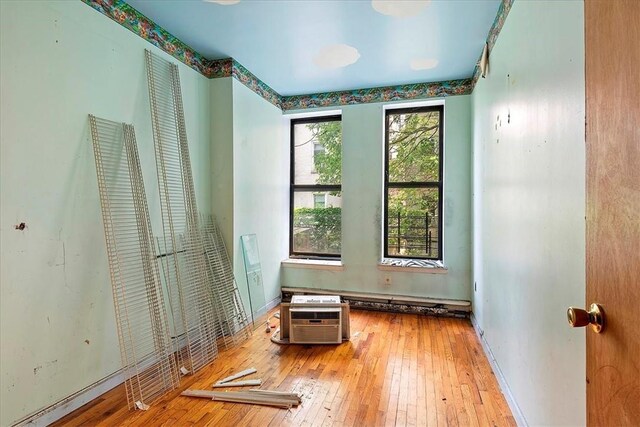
51, 242, 66, 268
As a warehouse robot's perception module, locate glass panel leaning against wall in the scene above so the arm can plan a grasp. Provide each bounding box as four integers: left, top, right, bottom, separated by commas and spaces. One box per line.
384, 106, 443, 260
291, 116, 342, 258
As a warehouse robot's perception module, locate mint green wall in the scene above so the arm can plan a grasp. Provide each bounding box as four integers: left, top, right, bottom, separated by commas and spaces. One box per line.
472, 1, 585, 424
283, 96, 472, 300
0, 2, 211, 425
210, 79, 287, 315
232, 80, 289, 308
210, 77, 234, 256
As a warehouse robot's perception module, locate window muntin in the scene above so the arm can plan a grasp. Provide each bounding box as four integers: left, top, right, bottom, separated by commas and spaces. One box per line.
384, 106, 443, 260
290, 116, 342, 258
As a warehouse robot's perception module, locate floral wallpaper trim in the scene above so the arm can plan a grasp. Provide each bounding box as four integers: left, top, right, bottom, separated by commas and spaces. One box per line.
280, 79, 473, 111
209, 58, 233, 79
82, 0, 214, 77
471, 0, 515, 88
232, 61, 284, 109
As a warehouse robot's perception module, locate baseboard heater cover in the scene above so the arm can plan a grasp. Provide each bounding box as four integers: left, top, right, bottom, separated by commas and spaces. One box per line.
281, 287, 470, 318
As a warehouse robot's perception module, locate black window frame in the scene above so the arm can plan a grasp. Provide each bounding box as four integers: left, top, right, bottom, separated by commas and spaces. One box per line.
383, 105, 444, 261
290, 115, 342, 259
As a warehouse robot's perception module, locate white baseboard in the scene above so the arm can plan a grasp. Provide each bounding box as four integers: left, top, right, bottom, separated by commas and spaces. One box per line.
12, 370, 124, 427
470, 314, 528, 427
265, 295, 281, 311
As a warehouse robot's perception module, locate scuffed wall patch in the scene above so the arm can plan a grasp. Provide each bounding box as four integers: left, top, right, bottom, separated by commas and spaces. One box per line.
33, 360, 58, 376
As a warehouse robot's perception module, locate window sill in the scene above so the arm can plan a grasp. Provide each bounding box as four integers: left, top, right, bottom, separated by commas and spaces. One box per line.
281, 258, 344, 271
377, 258, 448, 274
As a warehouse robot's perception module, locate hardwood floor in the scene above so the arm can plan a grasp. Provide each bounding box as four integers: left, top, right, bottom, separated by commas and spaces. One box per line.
53, 310, 515, 426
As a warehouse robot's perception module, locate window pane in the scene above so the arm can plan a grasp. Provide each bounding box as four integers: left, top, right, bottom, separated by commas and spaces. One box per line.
293, 120, 341, 185
386, 187, 440, 258
387, 110, 440, 183
313, 193, 326, 208
293, 191, 342, 255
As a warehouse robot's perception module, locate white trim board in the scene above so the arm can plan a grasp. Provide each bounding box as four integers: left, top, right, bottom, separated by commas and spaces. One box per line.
470, 313, 528, 427
265, 295, 282, 312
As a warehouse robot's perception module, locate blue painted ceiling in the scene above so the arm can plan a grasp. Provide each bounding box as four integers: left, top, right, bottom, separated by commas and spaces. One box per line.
126, 0, 501, 95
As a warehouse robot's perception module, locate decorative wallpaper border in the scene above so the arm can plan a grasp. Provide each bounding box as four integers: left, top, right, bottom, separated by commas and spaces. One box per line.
280, 79, 472, 111
471, 0, 515, 88
209, 58, 233, 79
82, 0, 214, 77
232, 61, 284, 109
82, 0, 513, 111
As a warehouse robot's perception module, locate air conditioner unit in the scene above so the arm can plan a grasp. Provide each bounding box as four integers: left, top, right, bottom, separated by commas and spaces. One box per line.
288, 295, 343, 344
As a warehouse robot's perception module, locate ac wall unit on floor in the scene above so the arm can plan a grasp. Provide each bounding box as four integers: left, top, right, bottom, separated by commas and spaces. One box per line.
284, 295, 350, 345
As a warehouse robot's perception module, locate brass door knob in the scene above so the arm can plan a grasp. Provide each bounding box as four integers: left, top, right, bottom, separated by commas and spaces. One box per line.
567, 303, 604, 333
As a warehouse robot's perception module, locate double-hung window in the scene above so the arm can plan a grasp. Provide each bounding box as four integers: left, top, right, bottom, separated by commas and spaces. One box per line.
384, 106, 443, 260
290, 116, 342, 258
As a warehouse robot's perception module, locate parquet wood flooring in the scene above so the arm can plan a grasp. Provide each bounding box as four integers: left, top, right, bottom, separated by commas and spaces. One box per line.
52, 310, 515, 426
